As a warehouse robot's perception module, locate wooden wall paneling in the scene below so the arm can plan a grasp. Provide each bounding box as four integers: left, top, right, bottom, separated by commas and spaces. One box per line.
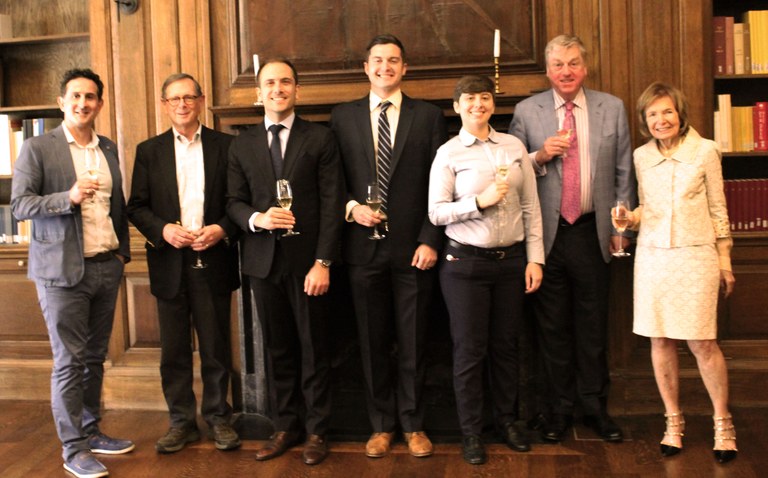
149, 0, 179, 136
0, 0, 89, 36
91, 0, 116, 143
679, 0, 712, 137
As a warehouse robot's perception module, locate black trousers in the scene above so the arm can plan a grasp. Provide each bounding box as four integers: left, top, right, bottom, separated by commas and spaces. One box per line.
347, 239, 434, 433
157, 250, 233, 429
439, 241, 526, 436
534, 216, 610, 416
250, 246, 331, 436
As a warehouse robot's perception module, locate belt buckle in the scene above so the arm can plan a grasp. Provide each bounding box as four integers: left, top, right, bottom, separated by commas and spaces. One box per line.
494, 250, 506, 260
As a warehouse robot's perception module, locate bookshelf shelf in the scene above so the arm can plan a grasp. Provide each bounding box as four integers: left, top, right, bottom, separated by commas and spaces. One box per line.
0, 105, 62, 118
0, 32, 89, 46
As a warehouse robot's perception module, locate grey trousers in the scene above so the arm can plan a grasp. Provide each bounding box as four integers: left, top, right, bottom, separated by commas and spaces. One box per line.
36, 255, 124, 460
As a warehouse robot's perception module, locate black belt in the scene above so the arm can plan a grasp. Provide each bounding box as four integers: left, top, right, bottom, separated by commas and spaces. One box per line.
85, 251, 115, 262
446, 239, 523, 260
558, 212, 596, 227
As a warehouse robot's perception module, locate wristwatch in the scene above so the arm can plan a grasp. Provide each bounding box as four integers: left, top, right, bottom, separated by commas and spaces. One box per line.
316, 259, 332, 268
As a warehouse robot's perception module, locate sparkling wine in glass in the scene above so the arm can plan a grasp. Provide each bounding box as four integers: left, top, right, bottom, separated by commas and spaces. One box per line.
557, 128, 573, 160
186, 216, 208, 269
366, 183, 385, 240
276, 179, 299, 236
84, 148, 100, 202
495, 148, 510, 206
612, 200, 631, 258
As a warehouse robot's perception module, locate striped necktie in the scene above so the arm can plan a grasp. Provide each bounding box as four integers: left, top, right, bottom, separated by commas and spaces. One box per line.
560, 101, 581, 224
377, 101, 392, 210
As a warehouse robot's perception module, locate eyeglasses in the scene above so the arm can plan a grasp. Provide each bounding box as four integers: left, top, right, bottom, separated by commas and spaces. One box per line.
162, 95, 199, 106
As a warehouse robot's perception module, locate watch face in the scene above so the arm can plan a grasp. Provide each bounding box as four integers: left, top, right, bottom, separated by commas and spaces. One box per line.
317, 259, 331, 267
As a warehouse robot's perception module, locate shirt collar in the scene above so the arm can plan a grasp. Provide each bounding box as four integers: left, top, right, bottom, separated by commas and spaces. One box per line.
369, 90, 403, 112
62, 123, 100, 149
639, 127, 704, 167
458, 126, 499, 146
264, 113, 296, 131
553, 88, 586, 111
172, 122, 202, 144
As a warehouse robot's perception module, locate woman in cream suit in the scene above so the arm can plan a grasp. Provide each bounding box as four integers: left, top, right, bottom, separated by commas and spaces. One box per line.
619, 82, 737, 463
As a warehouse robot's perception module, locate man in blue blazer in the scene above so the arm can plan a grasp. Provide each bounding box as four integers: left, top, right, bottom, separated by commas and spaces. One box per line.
11, 68, 133, 478
330, 34, 448, 458
508, 35, 636, 443
128, 73, 241, 454
227, 59, 344, 465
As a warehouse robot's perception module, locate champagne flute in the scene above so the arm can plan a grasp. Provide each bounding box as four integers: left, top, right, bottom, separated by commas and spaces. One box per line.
612, 200, 631, 258
186, 216, 208, 269
557, 128, 573, 160
366, 183, 385, 240
495, 148, 510, 205
84, 148, 100, 203
276, 179, 299, 237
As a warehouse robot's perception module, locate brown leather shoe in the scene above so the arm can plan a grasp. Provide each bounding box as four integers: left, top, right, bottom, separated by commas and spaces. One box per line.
302, 434, 328, 465
404, 431, 433, 457
365, 432, 394, 458
255, 431, 300, 461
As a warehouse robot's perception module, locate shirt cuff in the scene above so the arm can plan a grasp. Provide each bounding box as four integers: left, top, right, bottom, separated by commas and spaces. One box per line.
248, 211, 263, 232
345, 200, 360, 222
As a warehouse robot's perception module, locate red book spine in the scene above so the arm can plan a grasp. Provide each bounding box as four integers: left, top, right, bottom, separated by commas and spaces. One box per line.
724, 180, 735, 232
755, 102, 768, 151
725, 17, 735, 75
713, 17, 728, 75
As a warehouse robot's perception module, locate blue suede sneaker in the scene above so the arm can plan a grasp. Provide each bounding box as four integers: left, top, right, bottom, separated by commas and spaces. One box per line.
63, 450, 108, 478
88, 432, 136, 455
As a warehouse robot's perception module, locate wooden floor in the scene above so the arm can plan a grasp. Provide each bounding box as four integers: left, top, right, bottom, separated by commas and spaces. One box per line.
2, 401, 766, 478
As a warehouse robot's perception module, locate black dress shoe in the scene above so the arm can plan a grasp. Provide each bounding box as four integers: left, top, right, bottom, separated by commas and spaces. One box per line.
543, 413, 572, 443
462, 435, 487, 465
302, 434, 328, 465
255, 431, 301, 461
583, 413, 623, 443
500, 422, 531, 452
714, 449, 737, 464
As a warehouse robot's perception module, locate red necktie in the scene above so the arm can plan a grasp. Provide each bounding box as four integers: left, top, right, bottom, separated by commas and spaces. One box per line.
560, 101, 581, 224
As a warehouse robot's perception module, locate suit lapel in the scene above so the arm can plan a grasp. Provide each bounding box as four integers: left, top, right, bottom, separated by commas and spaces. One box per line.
49, 126, 78, 187
535, 93, 562, 177
251, 124, 276, 189
282, 117, 307, 180
157, 130, 181, 220
354, 97, 376, 177
390, 94, 413, 175
584, 89, 604, 182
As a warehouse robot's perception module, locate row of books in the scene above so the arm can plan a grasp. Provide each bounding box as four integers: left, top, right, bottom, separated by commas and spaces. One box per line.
713, 10, 768, 75
0, 204, 30, 244
714, 96, 767, 152
0, 116, 61, 175
725, 179, 768, 233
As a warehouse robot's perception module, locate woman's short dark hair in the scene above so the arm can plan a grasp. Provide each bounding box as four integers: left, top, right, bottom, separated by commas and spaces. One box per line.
453, 75, 495, 103
636, 81, 690, 140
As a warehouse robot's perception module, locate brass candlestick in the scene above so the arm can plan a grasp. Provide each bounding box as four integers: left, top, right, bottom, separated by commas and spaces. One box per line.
494, 56, 502, 94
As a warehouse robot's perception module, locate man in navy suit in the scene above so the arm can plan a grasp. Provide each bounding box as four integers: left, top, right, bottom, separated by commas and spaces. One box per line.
227, 59, 344, 465
11, 68, 133, 478
508, 35, 636, 443
330, 34, 448, 458
128, 73, 241, 454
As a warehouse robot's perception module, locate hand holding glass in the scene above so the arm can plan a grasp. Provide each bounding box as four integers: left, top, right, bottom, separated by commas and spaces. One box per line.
557, 128, 573, 159
186, 217, 208, 269
611, 200, 631, 258
366, 183, 385, 240
276, 179, 299, 236
84, 148, 100, 202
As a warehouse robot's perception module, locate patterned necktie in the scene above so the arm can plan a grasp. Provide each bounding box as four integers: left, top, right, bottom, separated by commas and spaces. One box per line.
377, 101, 392, 211
268, 123, 285, 178
560, 101, 581, 224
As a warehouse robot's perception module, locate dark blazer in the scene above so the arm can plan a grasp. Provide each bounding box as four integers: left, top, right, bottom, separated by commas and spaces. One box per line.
11, 125, 130, 287
227, 116, 344, 279
508, 88, 636, 262
330, 94, 448, 266
127, 127, 240, 300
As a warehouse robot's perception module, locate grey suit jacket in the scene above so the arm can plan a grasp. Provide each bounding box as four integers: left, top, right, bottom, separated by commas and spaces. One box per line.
508, 88, 636, 262
11, 124, 131, 287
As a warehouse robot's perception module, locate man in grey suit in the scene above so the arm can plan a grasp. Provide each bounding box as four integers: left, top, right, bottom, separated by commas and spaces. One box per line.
508, 35, 636, 443
11, 69, 133, 478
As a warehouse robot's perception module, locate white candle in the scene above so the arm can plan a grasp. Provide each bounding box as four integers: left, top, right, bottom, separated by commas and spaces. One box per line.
253, 54, 260, 78
493, 29, 500, 58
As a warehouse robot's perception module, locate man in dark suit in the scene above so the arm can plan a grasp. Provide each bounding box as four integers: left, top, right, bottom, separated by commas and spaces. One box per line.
11, 68, 133, 478
329, 34, 448, 458
127, 73, 241, 454
227, 59, 343, 466
508, 35, 636, 443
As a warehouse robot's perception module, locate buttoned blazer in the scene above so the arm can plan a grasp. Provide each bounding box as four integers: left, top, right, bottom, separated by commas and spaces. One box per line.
330, 94, 448, 266
508, 88, 636, 262
226, 116, 344, 279
127, 127, 240, 300
10, 124, 131, 287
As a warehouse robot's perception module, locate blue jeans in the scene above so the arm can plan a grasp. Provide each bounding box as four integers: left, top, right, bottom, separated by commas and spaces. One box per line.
36, 255, 124, 460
